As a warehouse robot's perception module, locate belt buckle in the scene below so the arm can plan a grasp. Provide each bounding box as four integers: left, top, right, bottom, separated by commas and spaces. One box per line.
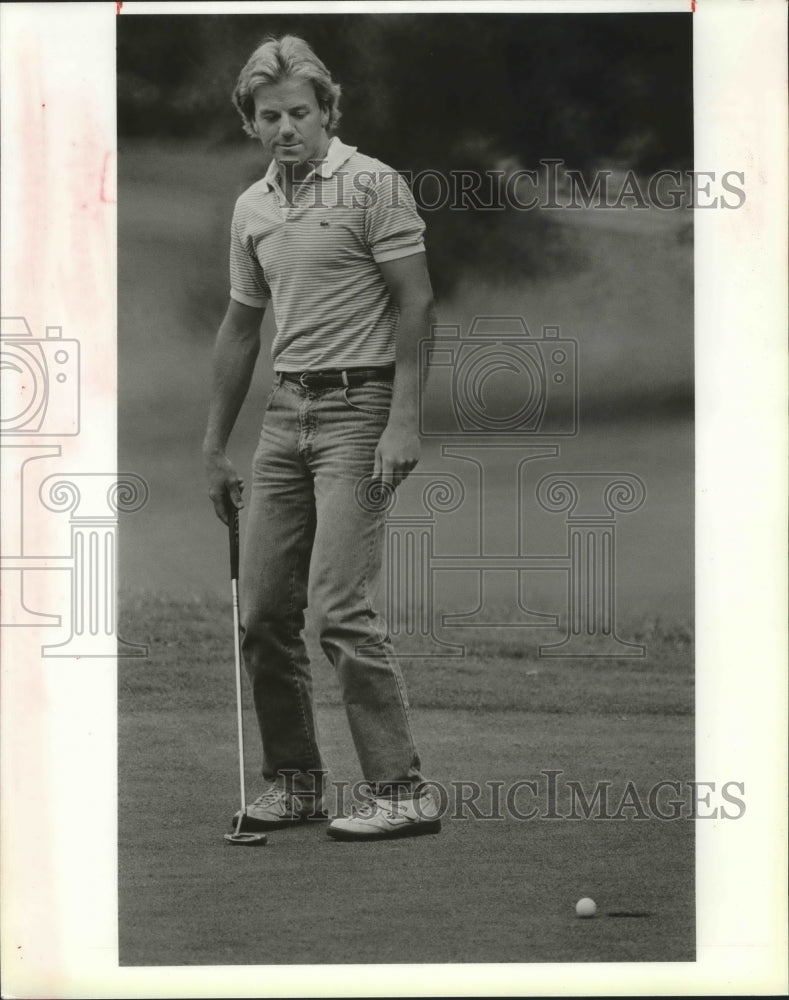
299, 371, 317, 389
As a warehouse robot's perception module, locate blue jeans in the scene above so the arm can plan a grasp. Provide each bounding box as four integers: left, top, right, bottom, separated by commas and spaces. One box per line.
240, 375, 423, 799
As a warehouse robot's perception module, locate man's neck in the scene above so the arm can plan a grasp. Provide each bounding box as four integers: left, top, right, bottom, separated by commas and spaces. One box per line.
278, 136, 332, 200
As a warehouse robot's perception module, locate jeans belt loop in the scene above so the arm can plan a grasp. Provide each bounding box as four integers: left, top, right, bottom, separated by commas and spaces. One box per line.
341, 370, 349, 387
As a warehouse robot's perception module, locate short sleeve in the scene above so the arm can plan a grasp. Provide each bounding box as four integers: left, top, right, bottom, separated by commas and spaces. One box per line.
229, 208, 270, 308
364, 168, 426, 264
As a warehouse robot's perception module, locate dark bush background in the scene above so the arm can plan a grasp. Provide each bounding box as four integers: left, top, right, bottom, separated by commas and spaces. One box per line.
118, 13, 692, 298
118, 12, 692, 168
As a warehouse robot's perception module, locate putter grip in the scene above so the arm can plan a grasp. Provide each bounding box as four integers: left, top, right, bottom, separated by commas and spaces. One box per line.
229, 507, 240, 581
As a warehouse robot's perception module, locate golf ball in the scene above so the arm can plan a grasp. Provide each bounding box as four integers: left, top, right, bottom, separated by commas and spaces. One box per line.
575, 897, 597, 918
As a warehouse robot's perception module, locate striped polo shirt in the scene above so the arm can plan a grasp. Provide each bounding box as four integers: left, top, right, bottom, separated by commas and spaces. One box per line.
229, 137, 426, 371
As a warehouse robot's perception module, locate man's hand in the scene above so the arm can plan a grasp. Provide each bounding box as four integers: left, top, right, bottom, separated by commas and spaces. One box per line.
202, 298, 263, 525
205, 450, 245, 525
373, 423, 421, 488
374, 253, 435, 491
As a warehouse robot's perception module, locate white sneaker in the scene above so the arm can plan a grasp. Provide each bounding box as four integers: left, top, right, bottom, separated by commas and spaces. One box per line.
326, 790, 441, 842
233, 783, 326, 832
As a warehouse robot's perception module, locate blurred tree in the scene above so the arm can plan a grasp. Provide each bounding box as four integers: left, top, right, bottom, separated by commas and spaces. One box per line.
118, 13, 692, 295
118, 13, 691, 167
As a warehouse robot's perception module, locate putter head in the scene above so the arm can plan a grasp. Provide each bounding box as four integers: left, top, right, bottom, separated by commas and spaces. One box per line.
231, 810, 275, 833
223, 831, 268, 847
226, 809, 268, 845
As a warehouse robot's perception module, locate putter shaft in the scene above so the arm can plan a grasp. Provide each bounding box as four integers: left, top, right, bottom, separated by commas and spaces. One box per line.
229, 508, 249, 836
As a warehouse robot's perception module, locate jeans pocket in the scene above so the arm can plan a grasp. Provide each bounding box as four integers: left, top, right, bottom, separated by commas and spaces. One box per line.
342, 381, 393, 415
264, 382, 282, 411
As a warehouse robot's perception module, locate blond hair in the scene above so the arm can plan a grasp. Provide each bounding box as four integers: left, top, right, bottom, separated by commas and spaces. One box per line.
232, 35, 342, 138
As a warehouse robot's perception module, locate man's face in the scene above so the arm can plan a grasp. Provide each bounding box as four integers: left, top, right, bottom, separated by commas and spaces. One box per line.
251, 78, 329, 178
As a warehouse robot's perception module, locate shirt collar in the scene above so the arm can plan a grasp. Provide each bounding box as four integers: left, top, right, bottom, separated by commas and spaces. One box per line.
262, 136, 357, 191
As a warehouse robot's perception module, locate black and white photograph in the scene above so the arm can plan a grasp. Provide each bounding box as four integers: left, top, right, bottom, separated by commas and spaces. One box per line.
117, 8, 699, 964
0, 1, 786, 997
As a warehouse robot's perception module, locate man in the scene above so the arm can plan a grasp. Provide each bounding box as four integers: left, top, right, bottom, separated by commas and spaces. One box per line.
203, 35, 439, 841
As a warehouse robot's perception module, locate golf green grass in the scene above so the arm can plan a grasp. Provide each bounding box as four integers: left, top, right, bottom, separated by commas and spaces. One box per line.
117, 140, 694, 966
118, 595, 693, 965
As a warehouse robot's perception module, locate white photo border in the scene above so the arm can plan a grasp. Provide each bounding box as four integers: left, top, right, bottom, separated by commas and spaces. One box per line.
0, 1, 786, 996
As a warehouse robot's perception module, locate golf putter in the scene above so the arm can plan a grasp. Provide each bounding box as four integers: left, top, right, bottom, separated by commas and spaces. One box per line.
223, 505, 267, 847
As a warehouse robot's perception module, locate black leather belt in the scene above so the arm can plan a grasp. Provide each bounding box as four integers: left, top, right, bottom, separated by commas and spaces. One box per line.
277, 365, 395, 390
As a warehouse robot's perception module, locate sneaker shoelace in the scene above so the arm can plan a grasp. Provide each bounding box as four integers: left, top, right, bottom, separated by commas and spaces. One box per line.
350, 798, 403, 820
250, 787, 288, 809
